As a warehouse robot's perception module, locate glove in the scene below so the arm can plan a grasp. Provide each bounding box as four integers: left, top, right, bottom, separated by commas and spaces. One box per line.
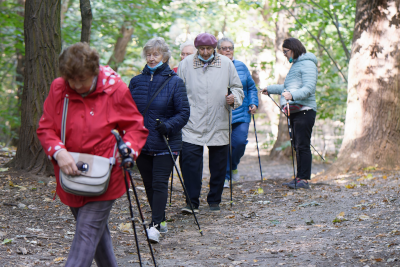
155, 122, 168, 136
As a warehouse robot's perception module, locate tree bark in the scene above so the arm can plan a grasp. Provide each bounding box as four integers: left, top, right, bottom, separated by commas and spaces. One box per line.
334, 0, 400, 171
107, 25, 134, 71
268, 9, 292, 160
7, 0, 61, 175
80, 0, 92, 43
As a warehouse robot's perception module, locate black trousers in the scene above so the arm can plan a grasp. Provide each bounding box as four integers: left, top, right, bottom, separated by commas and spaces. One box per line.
136, 154, 175, 226
290, 109, 316, 180
181, 142, 229, 208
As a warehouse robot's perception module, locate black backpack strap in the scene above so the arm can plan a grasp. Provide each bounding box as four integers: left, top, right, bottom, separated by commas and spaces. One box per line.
143, 75, 173, 116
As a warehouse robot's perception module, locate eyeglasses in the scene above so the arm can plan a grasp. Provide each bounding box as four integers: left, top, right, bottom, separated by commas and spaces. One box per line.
220, 46, 234, 51
181, 53, 193, 57
283, 49, 290, 55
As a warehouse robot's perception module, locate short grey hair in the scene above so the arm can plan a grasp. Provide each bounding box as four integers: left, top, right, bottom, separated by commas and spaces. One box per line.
180, 40, 196, 52
217, 37, 235, 50
142, 37, 171, 62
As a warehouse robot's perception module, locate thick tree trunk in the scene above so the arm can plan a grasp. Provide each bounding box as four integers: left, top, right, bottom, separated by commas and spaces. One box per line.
107, 25, 134, 71
269, 10, 292, 159
8, 0, 61, 175
80, 0, 92, 43
334, 0, 400, 171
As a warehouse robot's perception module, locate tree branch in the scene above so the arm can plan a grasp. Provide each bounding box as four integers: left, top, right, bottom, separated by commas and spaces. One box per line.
309, 0, 351, 61
280, 3, 348, 83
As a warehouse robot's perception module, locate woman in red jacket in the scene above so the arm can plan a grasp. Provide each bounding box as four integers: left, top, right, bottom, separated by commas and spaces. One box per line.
36, 43, 148, 267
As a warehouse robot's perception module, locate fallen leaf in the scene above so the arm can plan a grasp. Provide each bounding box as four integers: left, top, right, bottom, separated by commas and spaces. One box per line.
118, 223, 133, 234
383, 175, 387, 179
359, 215, 370, 220
54, 257, 65, 262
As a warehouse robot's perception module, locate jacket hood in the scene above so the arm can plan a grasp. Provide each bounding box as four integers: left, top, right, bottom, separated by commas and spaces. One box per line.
142, 62, 176, 77
97, 65, 123, 95
295, 52, 318, 66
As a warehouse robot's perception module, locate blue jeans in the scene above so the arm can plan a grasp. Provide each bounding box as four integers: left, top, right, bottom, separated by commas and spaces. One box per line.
225, 122, 249, 180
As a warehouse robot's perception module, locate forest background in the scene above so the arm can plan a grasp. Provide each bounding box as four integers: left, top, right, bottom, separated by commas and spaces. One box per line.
1, 0, 399, 175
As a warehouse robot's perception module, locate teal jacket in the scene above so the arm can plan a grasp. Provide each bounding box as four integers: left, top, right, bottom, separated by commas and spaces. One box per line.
268, 53, 318, 111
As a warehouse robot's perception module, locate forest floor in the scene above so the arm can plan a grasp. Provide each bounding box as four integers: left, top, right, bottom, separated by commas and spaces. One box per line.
1, 135, 400, 266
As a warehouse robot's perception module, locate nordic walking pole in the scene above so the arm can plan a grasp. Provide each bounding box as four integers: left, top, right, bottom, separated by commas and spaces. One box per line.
111, 130, 157, 267
264, 91, 325, 161
227, 87, 233, 207
250, 110, 263, 182
156, 120, 203, 236
285, 96, 297, 190
169, 168, 173, 206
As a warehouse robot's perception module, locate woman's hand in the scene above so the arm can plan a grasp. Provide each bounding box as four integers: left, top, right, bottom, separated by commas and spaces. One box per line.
248, 104, 257, 114
226, 94, 235, 105
261, 87, 269, 95
282, 91, 293, 101
56, 150, 79, 176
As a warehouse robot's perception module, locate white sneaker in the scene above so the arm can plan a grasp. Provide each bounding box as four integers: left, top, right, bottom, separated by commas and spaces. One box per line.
232, 170, 240, 183
146, 225, 160, 243
160, 221, 168, 233
224, 180, 229, 188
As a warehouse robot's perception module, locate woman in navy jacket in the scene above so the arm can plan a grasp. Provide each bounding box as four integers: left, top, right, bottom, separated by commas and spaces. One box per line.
217, 37, 259, 187
129, 37, 189, 243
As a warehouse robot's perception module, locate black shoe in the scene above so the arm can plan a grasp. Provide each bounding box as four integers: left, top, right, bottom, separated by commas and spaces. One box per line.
181, 205, 199, 214
288, 179, 310, 189
209, 204, 220, 212
282, 178, 296, 186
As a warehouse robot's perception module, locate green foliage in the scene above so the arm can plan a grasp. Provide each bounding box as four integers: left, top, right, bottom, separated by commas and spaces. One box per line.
282, 0, 355, 122
0, 0, 24, 146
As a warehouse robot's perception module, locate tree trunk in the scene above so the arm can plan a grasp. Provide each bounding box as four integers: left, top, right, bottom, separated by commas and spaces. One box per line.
107, 25, 134, 71
334, 0, 400, 171
80, 0, 92, 43
8, 0, 61, 175
269, 9, 292, 159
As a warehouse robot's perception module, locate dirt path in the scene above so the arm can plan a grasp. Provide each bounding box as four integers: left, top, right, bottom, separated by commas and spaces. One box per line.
1, 139, 400, 266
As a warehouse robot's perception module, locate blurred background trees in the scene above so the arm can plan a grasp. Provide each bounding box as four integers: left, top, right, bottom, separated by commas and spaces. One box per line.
1, 0, 361, 174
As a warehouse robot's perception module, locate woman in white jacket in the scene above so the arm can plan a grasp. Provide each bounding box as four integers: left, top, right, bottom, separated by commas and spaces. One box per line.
262, 37, 318, 189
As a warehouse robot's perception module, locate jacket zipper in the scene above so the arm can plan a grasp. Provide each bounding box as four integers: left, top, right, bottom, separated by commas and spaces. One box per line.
150, 74, 153, 81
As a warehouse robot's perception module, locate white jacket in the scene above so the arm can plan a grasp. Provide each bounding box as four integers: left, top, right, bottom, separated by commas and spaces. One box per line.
178, 52, 244, 146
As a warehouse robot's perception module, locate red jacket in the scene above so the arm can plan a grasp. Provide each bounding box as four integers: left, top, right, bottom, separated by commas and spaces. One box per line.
37, 66, 148, 207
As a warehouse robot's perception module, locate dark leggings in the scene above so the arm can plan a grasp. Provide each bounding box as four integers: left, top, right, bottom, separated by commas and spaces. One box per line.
136, 154, 175, 226
290, 109, 316, 180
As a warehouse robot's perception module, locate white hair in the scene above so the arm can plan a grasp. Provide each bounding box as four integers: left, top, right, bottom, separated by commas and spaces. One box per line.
142, 37, 171, 62
180, 40, 196, 52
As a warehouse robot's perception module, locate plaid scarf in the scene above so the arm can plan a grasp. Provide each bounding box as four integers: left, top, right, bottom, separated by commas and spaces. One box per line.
193, 52, 221, 72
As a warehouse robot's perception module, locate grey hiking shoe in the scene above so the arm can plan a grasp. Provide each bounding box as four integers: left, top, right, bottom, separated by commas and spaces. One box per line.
282, 178, 297, 186
160, 221, 168, 233
209, 204, 220, 212
224, 179, 229, 188
288, 179, 310, 189
181, 205, 199, 214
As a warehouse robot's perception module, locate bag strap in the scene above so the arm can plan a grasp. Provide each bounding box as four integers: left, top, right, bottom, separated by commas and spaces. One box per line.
61, 95, 117, 163
143, 75, 173, 116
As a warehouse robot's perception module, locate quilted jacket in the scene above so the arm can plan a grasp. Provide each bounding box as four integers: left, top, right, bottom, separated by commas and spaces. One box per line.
267, 52, 318, 111
231, 60, 259, 124
129, 63, 190, 153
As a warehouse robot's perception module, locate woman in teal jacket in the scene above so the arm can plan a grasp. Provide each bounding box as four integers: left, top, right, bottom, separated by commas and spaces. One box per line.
262, 37, 318, 189
217, 37, 259, 187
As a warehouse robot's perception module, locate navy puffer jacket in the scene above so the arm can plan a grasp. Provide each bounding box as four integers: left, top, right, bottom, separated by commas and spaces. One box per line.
129, 63, 190, 153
